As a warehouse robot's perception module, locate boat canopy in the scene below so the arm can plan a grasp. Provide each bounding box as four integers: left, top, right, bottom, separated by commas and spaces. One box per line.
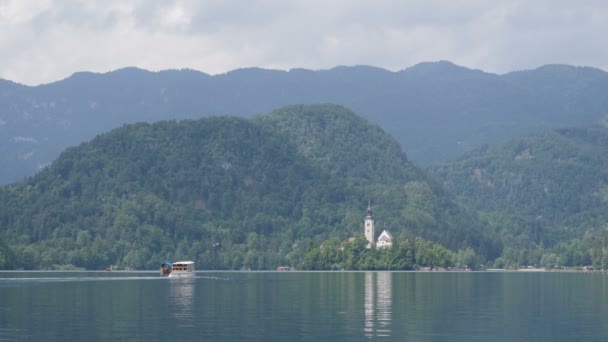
172, 261, 194, 265
161, 262, 172, 267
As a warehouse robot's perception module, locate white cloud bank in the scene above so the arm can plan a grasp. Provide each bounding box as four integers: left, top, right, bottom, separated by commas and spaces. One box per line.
1, 0, 608, 85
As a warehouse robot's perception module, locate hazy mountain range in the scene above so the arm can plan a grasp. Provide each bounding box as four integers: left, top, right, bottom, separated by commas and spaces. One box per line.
2, 61, 608, 185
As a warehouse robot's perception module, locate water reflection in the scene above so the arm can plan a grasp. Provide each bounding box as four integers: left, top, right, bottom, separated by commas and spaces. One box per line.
364, 272, 392, 338
169, 278, 195, 327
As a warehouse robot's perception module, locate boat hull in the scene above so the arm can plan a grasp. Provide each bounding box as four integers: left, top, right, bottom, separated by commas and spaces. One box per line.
168, 271, 195, 278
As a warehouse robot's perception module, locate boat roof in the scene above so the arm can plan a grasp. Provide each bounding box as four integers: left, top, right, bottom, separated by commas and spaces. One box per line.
172, 261, 194, 265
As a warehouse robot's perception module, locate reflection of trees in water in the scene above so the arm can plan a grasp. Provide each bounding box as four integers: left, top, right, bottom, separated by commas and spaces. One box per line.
169, 278, 195, 327
364, 272, 392, 338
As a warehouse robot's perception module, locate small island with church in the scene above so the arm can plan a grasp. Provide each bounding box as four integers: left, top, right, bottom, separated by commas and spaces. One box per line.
363, 201, 393, 249
300, 201, 471, 271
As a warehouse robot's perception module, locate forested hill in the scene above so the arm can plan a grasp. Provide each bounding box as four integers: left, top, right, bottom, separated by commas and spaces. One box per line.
0, 104, 498, 270
253, 105, 423, 184
430, 125, 608, 268
3, 62, 608, 184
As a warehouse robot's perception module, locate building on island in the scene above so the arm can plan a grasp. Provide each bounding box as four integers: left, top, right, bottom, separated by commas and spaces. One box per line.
364, 201, 393, 249
377, 229, 393, 248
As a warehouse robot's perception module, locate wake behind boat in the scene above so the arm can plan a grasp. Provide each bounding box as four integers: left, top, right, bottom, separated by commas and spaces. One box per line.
160, 261, 195, 278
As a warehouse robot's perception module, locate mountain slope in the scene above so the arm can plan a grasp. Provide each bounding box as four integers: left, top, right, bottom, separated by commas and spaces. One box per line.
255, 105, 500, 256
254, 104, 421, 184
430, 125, 608, 266
0, 104, 497, 270
3, 62, 608, 184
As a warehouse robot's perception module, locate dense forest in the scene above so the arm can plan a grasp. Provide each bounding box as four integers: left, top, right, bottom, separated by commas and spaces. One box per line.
0, 104, 497, 270
431, 124, 608, 269
4, 103, 608, 271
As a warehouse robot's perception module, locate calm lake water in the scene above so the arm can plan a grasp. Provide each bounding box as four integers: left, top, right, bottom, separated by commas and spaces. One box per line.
1, 271, 608, 341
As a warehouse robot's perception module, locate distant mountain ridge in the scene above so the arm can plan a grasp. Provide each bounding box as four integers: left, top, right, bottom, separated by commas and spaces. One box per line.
2, 61, 608, 184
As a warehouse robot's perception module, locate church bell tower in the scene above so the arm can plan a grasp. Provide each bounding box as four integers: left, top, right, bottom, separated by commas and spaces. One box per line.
364, 200, 375, 248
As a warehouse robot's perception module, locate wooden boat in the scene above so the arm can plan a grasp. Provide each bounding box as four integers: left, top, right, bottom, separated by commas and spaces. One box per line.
160, 261, 195, 278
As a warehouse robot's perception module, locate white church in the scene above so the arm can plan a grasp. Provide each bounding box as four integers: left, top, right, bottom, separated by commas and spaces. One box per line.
364, 201, 393, 249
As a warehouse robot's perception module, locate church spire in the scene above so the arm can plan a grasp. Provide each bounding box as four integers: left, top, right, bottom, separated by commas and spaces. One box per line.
364, 199, 375, 248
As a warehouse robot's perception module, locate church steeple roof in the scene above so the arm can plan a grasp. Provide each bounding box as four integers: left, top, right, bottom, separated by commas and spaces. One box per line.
366, 199, 372, 218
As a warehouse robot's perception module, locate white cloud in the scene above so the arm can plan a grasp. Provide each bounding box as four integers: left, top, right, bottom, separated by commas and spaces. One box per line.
0, 0, 53, 24
161, 4, 191, 29
1, 0, 608, 85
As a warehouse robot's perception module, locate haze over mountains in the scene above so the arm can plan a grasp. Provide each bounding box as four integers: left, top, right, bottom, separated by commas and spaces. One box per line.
2, 61, 608, 184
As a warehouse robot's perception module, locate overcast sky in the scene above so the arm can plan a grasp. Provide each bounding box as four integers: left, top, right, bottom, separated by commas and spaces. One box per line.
1, 0, 607, 85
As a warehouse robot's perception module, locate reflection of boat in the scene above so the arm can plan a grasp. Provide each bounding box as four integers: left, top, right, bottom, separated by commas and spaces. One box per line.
169, 276, 195, 326
160, 261, 195, 278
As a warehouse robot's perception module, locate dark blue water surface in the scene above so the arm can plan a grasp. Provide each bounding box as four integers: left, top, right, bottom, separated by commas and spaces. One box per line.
1, 271, 607, 341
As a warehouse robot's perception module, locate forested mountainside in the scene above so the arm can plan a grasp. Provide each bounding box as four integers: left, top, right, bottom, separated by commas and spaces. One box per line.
430, 124, 608, 268
0, 104, 497, 270
2, 62, 608, 184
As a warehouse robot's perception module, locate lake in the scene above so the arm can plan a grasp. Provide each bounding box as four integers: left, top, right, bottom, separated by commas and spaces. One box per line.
1, 271, 608, 341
